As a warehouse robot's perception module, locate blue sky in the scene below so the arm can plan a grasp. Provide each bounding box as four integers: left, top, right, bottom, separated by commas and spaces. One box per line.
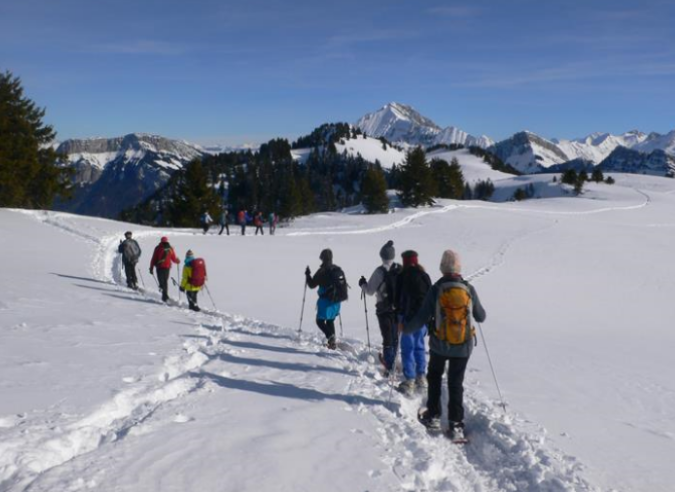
2, 0, 674, 145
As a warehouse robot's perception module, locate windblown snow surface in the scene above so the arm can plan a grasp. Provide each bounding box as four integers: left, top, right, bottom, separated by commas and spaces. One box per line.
2, 174, 675, 491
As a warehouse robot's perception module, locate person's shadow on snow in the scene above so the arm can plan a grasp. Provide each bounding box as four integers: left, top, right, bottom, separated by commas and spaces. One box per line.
198, 371, 382, 407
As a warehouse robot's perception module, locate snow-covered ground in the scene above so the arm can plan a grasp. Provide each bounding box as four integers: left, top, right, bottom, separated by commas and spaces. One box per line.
2, 174, 675, 491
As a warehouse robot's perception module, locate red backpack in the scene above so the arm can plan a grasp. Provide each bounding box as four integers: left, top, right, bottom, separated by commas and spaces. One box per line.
190, 258, 207, 287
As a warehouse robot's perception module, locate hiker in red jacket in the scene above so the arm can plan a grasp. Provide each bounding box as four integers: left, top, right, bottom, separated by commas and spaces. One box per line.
149, 236, 179, 302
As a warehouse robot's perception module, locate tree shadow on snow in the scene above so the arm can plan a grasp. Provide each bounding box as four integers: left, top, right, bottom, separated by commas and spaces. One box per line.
199, 371, 382, 407
214, 352, 356, 377
220, 339, 314, 357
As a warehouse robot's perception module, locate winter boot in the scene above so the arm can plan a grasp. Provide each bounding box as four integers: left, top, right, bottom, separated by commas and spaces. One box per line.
418, 409, 441, 431
448, 421, 466, 442
415, 375, 428, 390
326, 336, 337, 350
397, 378, 416, 396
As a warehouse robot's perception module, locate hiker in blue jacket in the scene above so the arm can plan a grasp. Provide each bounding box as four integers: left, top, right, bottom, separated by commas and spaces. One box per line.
305, 248, 341, 350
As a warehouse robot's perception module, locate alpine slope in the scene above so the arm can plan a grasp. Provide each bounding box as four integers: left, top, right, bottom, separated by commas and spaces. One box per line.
2, 174, 675, 491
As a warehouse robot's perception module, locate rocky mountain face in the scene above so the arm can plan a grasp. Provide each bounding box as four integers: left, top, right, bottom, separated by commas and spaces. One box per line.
54, 133, 203, 218
598, 147, 675, 176
355, 102, 494, 149
489, 131, 570, 174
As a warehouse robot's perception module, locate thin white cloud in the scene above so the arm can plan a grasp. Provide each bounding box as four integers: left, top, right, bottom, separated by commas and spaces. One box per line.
426, 6, 480, 17
86, 40, 189, 56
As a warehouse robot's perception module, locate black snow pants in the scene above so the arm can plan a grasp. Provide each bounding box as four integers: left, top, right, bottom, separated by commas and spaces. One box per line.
426, 352, 469, 423
123, 260, 138, 288
376, 311, 398, 371
156, 267, 171, 302
186, 290, 199, 310
316, 318, 336, 342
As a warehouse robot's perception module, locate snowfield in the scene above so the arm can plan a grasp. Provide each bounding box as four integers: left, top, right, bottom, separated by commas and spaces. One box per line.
2, 173, 675, 491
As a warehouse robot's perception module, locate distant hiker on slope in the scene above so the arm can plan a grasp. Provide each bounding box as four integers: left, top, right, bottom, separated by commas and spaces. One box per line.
358, 240, 401, 375
268, 212, 278, 235
149, 236, 180, 303
403, 249, 486, 441
395, 250, 431, 395
218, 209, 230, 236
238, 209, 251, 236
305, 248, 348, 350
201, 211, 213, 234
179, 250, 207, 311
254, 211, 264, 235
118, 231, 141, 290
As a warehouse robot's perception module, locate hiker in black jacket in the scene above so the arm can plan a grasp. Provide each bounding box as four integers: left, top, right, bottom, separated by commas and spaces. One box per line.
305, 248, 342, 349
395, 250, 432, 395
403, 249, 486, 440
118, 231, 141, 289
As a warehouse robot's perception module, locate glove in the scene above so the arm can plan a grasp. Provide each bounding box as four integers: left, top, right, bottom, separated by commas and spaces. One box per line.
358, 276, 367, 287
305, 266, 311, 276
149, 268, 153, 275
179, 287, 185, 293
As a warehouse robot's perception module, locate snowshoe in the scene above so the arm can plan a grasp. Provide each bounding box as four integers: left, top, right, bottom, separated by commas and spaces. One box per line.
447, 422, 469, 444
397, 379, 416, 397
417, 408, 442, 433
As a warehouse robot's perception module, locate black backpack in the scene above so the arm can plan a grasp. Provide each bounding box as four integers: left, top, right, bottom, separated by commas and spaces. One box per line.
322, 265, 349, 302
378, 263, 401, 311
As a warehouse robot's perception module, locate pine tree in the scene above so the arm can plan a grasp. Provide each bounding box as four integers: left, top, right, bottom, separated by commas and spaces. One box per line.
361, 166, 389, 213
398, 147, 435, 207
431, 157, 464, 199
0, 71, 72, 208
591, 168, 604, 183
167, 159, 220, 227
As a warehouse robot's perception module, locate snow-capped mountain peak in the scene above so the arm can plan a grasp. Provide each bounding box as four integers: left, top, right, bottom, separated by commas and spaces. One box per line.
355, 102, 493, 149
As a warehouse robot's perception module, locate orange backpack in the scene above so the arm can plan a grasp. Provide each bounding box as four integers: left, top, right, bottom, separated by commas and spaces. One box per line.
435, 281, 475, 345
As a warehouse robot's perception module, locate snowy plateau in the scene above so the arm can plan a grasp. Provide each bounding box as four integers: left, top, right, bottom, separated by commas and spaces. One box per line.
2, 171, 675, 492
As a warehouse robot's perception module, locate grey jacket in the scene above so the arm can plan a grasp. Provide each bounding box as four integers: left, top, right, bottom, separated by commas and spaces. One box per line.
403, 274, 486, 358
361, 262, 398, 313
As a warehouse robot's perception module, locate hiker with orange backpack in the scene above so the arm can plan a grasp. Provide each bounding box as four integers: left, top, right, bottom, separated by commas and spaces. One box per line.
402, 249, 486, 441
179, 250, 207, 311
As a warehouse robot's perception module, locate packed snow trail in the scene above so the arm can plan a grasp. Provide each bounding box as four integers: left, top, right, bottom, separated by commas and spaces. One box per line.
0, 209, 603, 491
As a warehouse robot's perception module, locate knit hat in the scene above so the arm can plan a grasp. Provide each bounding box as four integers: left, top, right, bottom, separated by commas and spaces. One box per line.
440, 249, 461, 275
401, 250, 419, 267
161, 236, 169, 243
319, 248, 333, 264
379, 240, 395, 261
124, 231, 132, 238
186, 250, 194, 258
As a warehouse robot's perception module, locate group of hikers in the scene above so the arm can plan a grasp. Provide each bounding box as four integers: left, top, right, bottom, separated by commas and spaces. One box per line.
305, 240, 486, 441
200, 210, 279, 236
118, 232, 208, 311
120, 231, 486, 440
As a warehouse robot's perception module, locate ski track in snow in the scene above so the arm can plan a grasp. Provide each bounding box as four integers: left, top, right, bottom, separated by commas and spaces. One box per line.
286, 186, 650, 238
1, 209, 609, 492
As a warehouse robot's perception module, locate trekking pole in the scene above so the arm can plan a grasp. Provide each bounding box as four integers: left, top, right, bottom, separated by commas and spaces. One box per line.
176, 264, 182, 303
298, 280, 308, 333
204, 283, 218, 311
361, 289, 372, 352
477, 322, 507, 413
338, 313, 344, 338
150, 270, 159, 288
386, 330, 402, 409
138, 267, 146, 288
